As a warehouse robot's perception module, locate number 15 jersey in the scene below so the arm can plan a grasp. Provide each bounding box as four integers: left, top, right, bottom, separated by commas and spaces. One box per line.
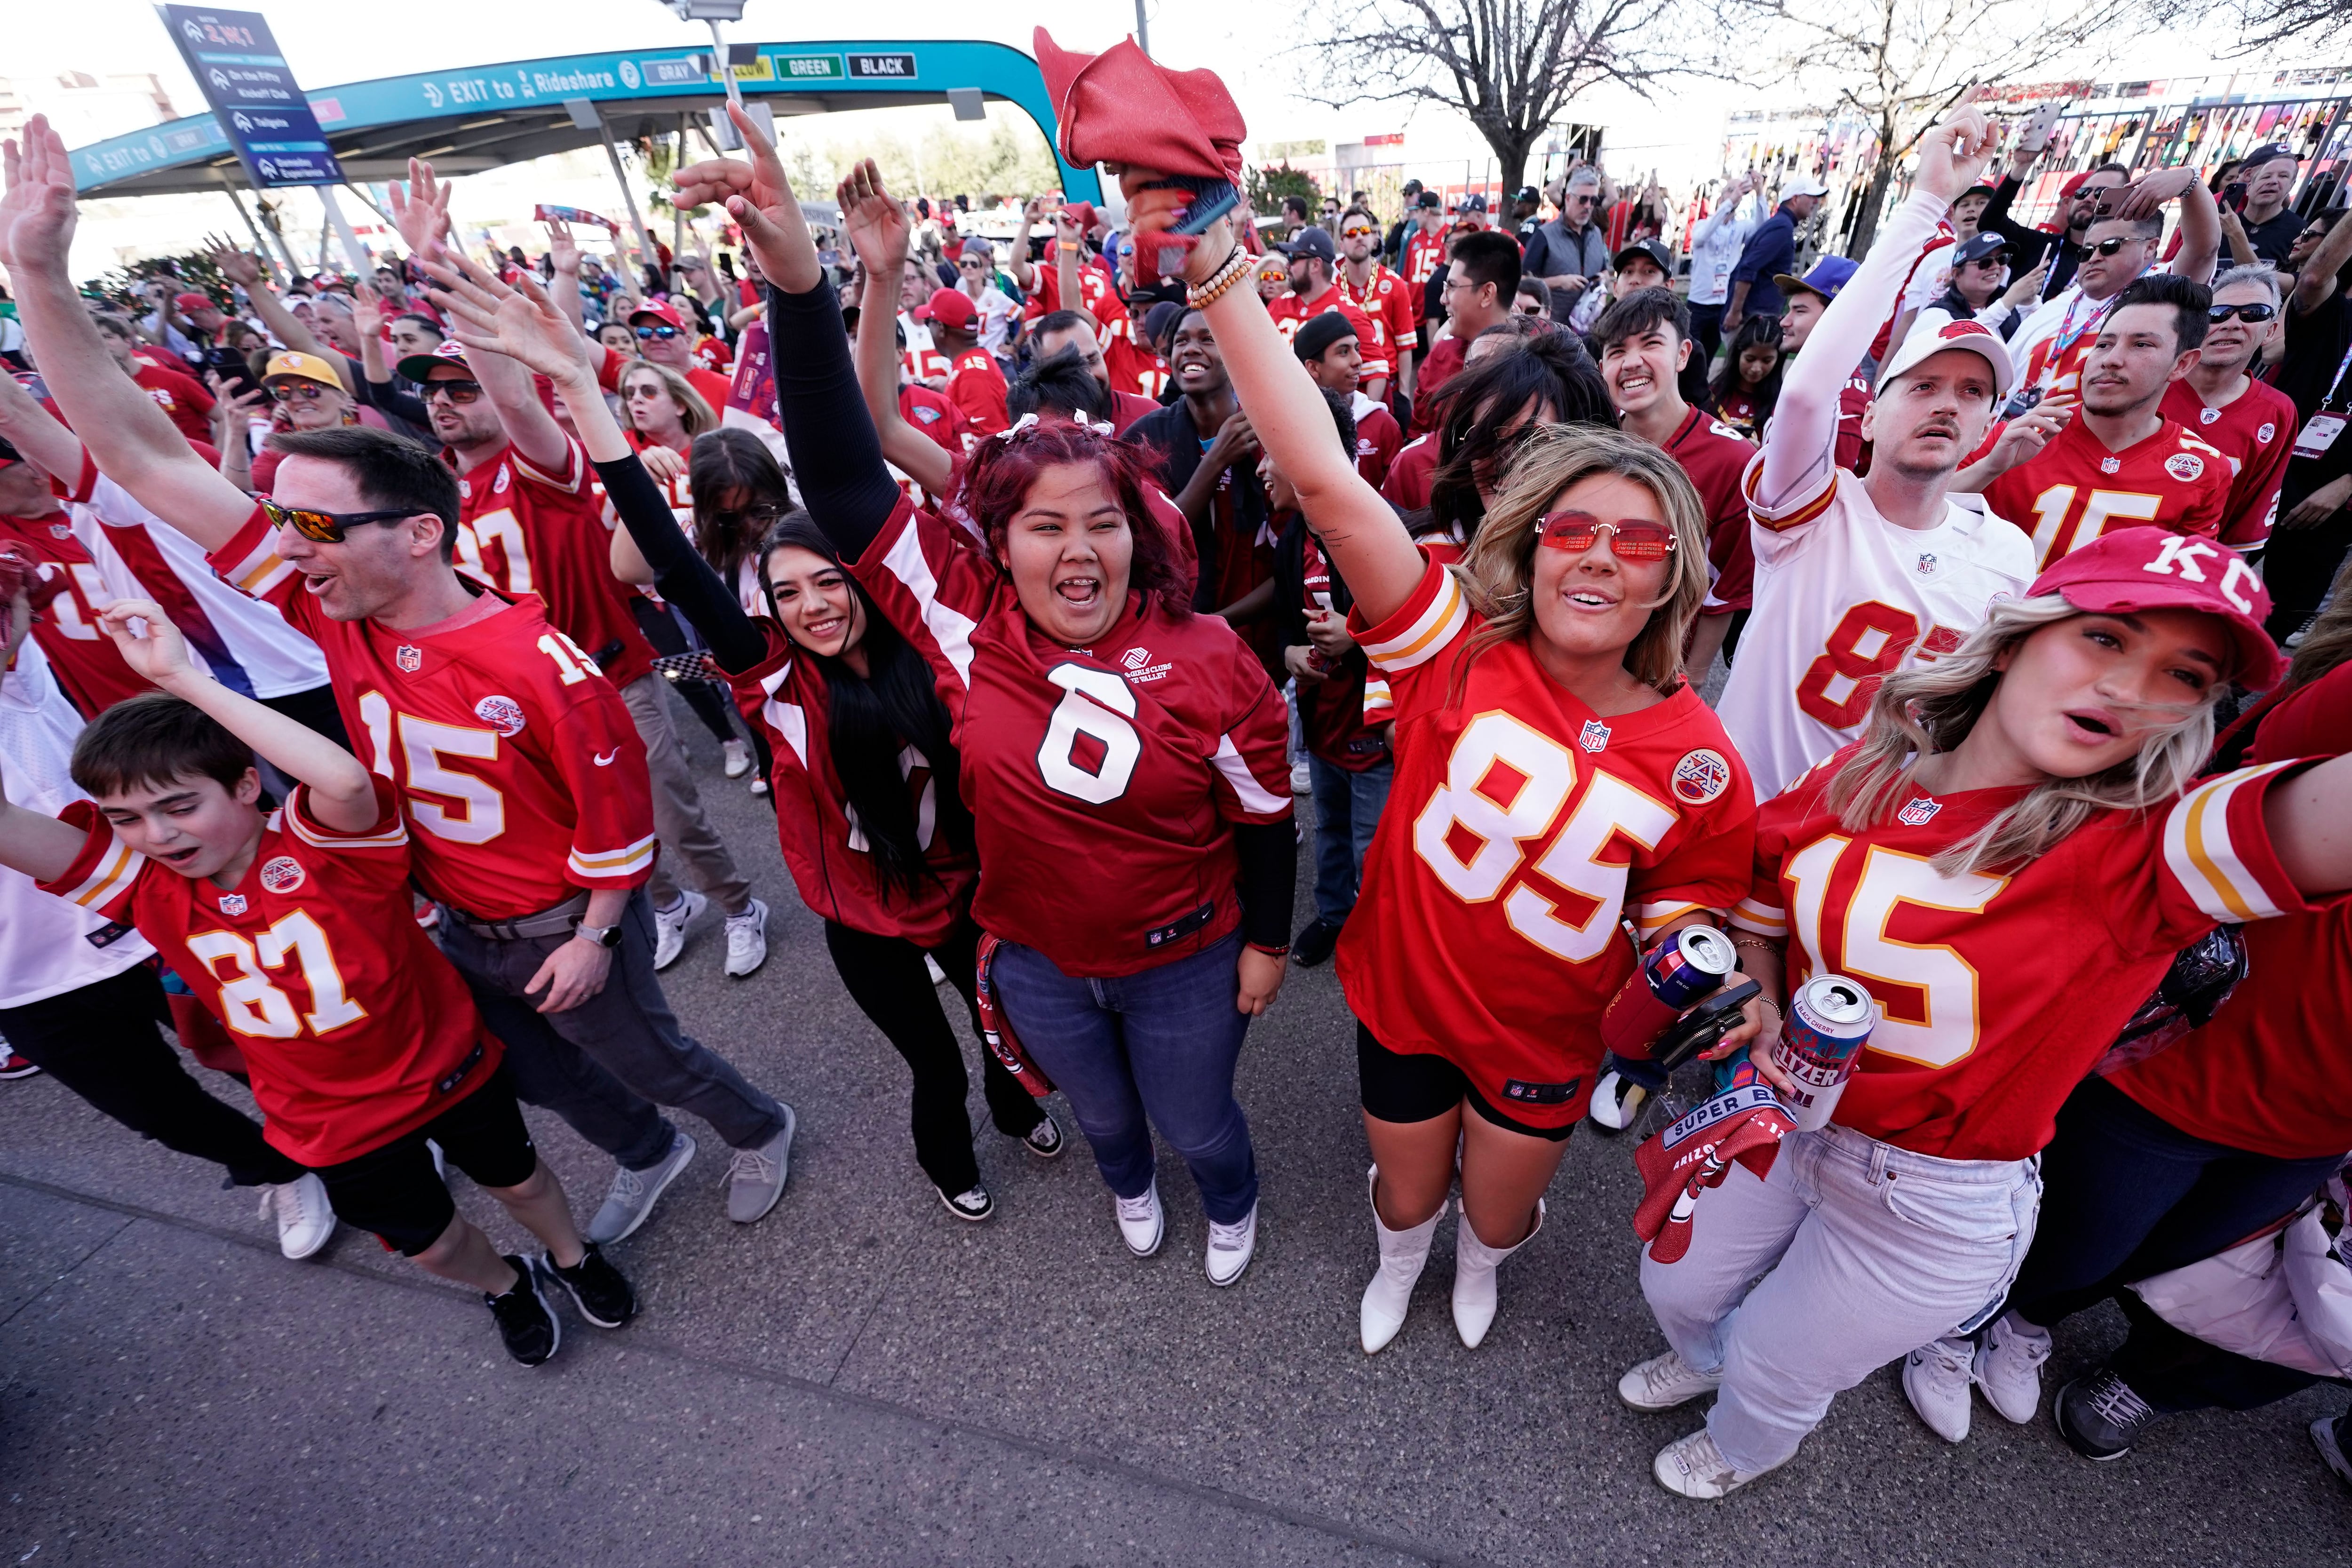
1337, 552, 1757, 1130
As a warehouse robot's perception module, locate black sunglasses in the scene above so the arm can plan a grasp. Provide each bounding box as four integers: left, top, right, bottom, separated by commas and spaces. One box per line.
2089, 236, 2139, 257
2208, 302, 2278, 323
260, 496, 423, 544
423, 379, 484, 404
636, 324, 681, 340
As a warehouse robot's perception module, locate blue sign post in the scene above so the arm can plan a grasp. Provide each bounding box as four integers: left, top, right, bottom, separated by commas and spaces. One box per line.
157, 5, 345, 187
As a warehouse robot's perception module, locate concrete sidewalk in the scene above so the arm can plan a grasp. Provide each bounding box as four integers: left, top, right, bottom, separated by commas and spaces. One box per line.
2, 712, 2344, 1566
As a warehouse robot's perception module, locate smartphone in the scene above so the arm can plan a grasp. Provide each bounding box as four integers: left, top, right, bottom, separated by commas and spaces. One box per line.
2223, 181, 2249, 214
2017, 102, 2064, 156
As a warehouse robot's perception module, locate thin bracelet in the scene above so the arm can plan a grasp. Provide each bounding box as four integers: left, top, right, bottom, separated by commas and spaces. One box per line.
1247, 940, 1290, 958
1730, 934, 1777, 954
1186, 245, 1253, 309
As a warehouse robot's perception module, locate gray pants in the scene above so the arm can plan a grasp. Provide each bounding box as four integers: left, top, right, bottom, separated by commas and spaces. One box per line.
618, 673, 751, 915
438, 887, 788, 1166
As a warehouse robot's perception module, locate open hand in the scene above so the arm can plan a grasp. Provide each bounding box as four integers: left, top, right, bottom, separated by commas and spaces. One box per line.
419, 251, 592, 383
350, 281, 384, 338
2105, 167, 2199, 222
674, 103, 811, 291
387, 158, 453, 261
1986, 397, 2074, 470
205, 236, 264, 288
96, 598, 197, 686
1912, 106, 1998, 207
544, 215, 581, 276
836, 159, 912, 277
0, 115, 80, 275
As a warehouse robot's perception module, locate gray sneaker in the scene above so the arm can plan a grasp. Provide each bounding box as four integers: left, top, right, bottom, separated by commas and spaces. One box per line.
724, 1105, 797, 1223
586, 1130, 697, 1245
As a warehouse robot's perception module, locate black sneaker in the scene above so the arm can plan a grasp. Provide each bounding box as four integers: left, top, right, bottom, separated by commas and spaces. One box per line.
937, 1183, 995, 1221
484, 1255, 562, 1367
1291, 917, 1344, 968
545, 1244, 637, 1329
1018, 1109, 1065, 1159
2055, 1369, 2157, 1460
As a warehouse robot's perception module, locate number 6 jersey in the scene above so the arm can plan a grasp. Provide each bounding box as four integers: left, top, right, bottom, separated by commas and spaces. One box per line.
1337, 551, 1757, 1130
850, 496, 1292, 978
41, 778, 502, 1166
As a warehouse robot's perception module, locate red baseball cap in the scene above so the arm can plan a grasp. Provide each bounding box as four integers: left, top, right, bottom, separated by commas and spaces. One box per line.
915, 288, 977, 331
397, 336, 472, 384
628, 299, 686, 332
173, 291, 215, 313
2028, 526, 2283, 689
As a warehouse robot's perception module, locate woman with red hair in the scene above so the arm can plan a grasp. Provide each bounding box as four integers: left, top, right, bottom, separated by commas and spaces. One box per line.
675, 119, 1296, 1287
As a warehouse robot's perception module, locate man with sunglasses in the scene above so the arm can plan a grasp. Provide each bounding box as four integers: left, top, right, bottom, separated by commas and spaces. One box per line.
625, 301, 731, 415
1979, 158, 2133, 303
0, 127, 799, 1245
1522, 166, 1611, 327
1269, 226, 1390, 405
2158, 267, 2298, 548
1335, 208, 1417, 403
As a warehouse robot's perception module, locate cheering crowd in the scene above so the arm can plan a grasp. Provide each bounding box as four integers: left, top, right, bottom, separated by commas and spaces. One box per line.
0, 37, 2349, 1503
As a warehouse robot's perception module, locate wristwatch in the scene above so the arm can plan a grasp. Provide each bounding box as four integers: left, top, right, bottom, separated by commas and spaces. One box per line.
576, 922, 623, 949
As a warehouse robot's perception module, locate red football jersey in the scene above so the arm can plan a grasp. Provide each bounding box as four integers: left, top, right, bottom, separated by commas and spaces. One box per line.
2159, 377, 2298, 548
1732, 750, 2324, 1162
1982, 416, 2232, 569
1403, 229, 1448, 323
1269, 287, 1388, 381
1296, 531, 1389, 772
1658, 407, 1758, 613
731, 620, 976, 947
1352, 397, 1405, 491
1337, 262, 1420, 358
2107, 662, 2352, 1158
899, 383, 962, 457
1337, 552, 1757, 1130
133, 362, 215, 446
850, 496, 1291, 976
41, 780, 502, 1165
1409, 336, 1469, 438
693, 334, 735, 375
0, 512, 147, 716
945, 349, 1011, 446
208, 507, 657, 922
1383, 433, 1439, 510
451, 439, 655, 688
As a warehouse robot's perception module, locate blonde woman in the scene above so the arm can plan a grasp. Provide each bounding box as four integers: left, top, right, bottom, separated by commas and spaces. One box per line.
1184, 211, 1757, 1354
1627, 526, 2352, 1497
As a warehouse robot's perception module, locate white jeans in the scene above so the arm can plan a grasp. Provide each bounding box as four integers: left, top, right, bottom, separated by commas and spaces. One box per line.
1639, 1122, 2042, 1472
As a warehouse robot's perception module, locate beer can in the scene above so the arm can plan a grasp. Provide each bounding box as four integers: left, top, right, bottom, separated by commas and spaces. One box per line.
1770, 973, 1875, 1131
1645, 925, 1737, 1010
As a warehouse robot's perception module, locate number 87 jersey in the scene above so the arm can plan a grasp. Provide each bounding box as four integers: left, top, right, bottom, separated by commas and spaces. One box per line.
1336, 552, 1758, 1130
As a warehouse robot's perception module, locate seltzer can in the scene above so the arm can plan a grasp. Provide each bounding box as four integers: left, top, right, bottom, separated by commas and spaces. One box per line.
1645, 925, 1738, 1009
1771, 974, 1875, 1131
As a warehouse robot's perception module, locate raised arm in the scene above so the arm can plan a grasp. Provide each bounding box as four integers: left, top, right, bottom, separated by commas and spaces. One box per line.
205, 241, 346, 388
1755, 107, 1995, 511
1187, 214, 1424, 624
426, 253, 768, 675
840, 172, 955, 496
0, 645, 85, 886
2265, 752, 2352, 898
0, 119, 257, 552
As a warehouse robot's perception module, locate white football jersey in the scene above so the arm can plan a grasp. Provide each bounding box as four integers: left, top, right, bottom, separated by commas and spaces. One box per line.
1718, 460, 2036, 802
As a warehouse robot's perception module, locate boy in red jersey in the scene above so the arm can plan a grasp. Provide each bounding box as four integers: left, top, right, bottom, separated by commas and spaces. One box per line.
0, 120, 798, 1249
0, 598, 636, 1366
1293, 313, 1403, 490
1590, 288, 1757, 692
1966, 274, 2232, 567
2157, 266, 2298, 548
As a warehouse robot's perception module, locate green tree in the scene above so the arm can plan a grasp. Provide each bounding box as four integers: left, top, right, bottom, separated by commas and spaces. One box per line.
1247, 163, 1322, 219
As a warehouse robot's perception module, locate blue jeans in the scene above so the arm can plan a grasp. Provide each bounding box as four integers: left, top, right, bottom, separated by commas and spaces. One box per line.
1307, 755, 1393, 926
991, 931, 1259, 1223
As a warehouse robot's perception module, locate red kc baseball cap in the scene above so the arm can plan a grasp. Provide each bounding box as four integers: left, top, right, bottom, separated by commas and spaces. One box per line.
173, 291, 215, 313
916, 288, 977, 331
2028, 526, 2283, 689
628, 299, 686, 332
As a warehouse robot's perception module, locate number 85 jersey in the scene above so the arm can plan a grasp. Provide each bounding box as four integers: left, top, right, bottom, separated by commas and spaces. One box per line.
1337, 552, 1757, 1129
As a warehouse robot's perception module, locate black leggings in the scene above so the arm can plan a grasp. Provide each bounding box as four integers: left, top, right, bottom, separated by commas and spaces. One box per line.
0, 963, 305, 1188
823, 918, 1043, 1194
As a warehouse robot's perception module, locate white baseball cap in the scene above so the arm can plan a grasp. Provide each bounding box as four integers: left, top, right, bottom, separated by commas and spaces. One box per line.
1780, 175, 1830, 201
1875, 308, 2017, 400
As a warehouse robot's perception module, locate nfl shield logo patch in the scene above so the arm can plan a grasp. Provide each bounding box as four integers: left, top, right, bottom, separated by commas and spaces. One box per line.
218, 893, 248, 916
1578, 719, 1611, 753
1897, 796, 1942, 826
396, 645, 423, 673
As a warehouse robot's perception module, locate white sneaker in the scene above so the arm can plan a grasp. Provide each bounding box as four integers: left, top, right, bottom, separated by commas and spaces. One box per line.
1653, 1427, 1785, 1499
652, 889, 707, 971
1618, 1349, 1722, 1411
1114, 1181, 1164, 1258
1974, 1311, 2053, 1425
1587, 1067, 1648, 1133
1904, 1336, 1976, 1443
1289, 758, 1311, 794
748, 775, 770, 796
722, 738, 753, 778
924, 953, 947, 986
259, 1172, 335, 1260
724, 898, 769, 978
1206, 1203, 1257, 1286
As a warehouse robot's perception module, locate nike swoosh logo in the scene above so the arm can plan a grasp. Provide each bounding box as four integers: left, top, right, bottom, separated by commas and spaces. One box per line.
593, 749, 618, 766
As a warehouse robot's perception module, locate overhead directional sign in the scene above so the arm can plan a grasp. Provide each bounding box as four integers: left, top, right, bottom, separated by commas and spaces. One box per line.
156, 4, 343, 187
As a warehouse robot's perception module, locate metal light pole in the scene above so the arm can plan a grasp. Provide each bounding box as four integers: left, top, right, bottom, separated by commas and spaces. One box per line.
1135, 0, 1150, 55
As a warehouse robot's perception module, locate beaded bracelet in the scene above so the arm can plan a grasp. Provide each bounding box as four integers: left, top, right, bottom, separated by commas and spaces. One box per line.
1186, 245, 1253, 309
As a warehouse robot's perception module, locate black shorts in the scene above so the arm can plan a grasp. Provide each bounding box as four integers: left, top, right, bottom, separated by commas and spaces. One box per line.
310, 1067, 539, 1256
1355, 1024, 1575, 1143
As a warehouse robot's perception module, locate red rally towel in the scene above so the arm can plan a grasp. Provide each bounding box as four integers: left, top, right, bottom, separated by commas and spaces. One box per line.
1632, 1080, 1797, 1264
1033, 29, 1245, 183
974, 933, 1054, 1098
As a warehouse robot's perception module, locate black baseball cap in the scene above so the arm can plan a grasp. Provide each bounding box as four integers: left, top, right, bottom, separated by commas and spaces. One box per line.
1293, 311, 1358, 363
1456, 193, 1489, 214
1953, 231, 2012, 266
1414, 191, 1441, 210
1279, 226, 1337, 263
1512, 185, 1540, 204
1613, 238, 1673, 274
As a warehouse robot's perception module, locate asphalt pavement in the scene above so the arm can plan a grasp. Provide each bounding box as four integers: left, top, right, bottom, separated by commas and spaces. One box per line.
3, 686, 2346, 1567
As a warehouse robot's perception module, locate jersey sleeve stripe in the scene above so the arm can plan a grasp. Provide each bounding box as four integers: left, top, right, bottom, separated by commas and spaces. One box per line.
1730, 896, 1789, 936
875, 519, 979, 689
59, 836, 144, 910
285, 808, 410, 851
1361, 676, 1394, 721
219, 535, 297, 597
1360, 571, 1467, 674
762, 695, 810, 768
1741, 449, 1837, 534
2162, 762, 2296, 923
1210, 733, 1290, 816
1633, 900, 1710, 937
567, 834, 659, 879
